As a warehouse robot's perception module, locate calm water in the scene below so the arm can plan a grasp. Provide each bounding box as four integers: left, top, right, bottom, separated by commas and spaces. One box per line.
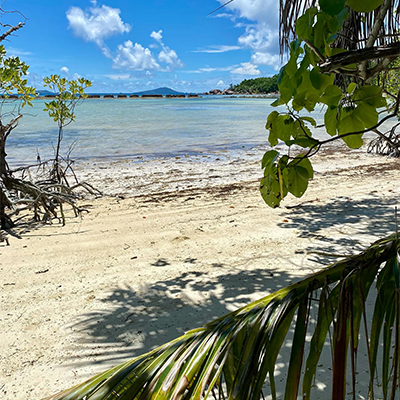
7, 96, 321, 166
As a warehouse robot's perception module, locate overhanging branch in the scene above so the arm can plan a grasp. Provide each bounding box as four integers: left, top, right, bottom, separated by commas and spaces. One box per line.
320, 42, 400, 74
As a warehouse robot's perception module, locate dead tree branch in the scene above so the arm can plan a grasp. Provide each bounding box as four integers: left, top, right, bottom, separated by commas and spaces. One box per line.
0, 21, 24, 42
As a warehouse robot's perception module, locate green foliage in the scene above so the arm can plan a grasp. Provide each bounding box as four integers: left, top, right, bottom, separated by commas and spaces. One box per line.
43, 74, 91, 181
43, 75, 92, 127
0, 45, 35, 107
261, 0, 391, 208
45, 235, 400, 400
232, 75, 278, 94
346, 0, 383, 13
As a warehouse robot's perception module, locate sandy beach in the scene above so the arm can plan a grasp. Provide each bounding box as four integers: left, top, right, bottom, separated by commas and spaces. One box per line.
1, 144, 400, 399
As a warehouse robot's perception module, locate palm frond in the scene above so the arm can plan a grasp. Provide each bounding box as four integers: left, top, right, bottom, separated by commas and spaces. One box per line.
44, 234, 400, 400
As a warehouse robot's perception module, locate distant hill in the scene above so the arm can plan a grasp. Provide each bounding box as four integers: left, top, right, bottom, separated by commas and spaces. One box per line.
37, 90, 55, 96
132, 87, 185, 96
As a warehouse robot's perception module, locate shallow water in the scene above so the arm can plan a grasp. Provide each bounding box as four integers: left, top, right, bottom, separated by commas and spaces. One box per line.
6, 95, 396, 168
5, 97, 277, 166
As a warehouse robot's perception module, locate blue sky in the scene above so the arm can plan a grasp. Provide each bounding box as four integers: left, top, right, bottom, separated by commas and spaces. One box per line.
3, 0, 282, 93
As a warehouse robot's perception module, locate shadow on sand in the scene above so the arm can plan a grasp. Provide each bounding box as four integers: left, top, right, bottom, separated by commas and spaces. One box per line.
64, 191, 398, 398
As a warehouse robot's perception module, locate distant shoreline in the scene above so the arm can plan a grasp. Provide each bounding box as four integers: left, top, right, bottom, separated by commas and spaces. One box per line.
31, 93, 280, 100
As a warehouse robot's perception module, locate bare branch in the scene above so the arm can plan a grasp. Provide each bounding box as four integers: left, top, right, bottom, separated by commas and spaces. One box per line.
207, 0, 235, 16
0, 21, 24, 42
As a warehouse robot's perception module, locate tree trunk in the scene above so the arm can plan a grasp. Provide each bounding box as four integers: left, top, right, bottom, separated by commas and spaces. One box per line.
53, 125, 63, 183
0, 125, 7, 229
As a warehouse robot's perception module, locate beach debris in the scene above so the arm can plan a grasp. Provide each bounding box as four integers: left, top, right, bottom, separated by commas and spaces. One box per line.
35, 269, 49, 274
151, 258, 170, 267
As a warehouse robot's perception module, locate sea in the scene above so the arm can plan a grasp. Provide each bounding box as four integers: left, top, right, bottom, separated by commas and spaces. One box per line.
6, 96, 326, 167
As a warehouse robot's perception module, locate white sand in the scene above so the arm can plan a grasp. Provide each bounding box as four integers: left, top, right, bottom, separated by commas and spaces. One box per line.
1, 145, 399, 399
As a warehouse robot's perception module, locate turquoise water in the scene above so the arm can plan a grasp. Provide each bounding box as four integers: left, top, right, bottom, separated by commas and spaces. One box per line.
6, 97, 324, 166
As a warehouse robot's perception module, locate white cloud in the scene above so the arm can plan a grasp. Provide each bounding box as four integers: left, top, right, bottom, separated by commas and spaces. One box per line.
193, 45, 241, 53
250, 52, 282, 70
150, 30, 183, 69
7, 47, 32, 57
150, 30, 163, 42
238, 23, 278, 54
60, 66, 69, 76
67, 5, 182, 74
215, 0, 283, 73
231, 62, 260, 76
113, 41, 160, 70
217, 0, 278, 27
217, 80, 225, 87
159, 47, 183, 68
66, 3, 130, 46
73, 73, 82, 80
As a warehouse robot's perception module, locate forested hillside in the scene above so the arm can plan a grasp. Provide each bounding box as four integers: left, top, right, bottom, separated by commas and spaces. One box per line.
231, 75, 278, 94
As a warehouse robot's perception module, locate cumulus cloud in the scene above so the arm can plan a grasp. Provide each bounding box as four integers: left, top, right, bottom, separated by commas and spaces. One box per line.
67, 4, 182, 73
250, 52, 282, 70
112, 41, 160, 70
231, 62, 260, 76
60, 66, 70, 76
150, 30, 163, 42
238, 23, 278, 53
66, 3, 130, 46
216, 0, 282, 72
149, 30, 183, 69
158, 47, 183, 68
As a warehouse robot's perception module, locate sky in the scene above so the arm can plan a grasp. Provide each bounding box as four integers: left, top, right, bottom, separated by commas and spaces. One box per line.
3, 0, 283, 93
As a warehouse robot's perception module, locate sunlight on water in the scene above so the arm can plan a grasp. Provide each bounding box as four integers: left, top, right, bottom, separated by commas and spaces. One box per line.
6, 97, 326, 166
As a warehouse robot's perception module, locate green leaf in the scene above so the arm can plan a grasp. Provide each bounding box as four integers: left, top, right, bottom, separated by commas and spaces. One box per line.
310, 68, 334, 91
287, 156, 313, 197
300, 116, 317, 127
278, 69, 296, 104
260, 161, 288, 208
295, 8, 318, 40
346, 0, 383, 12
324, 105, 338, 136
337, 111, 364, 148
320, 84, 343, 106
261, 149, 279, 169
319, 0, 346, 15
347, 82, 357, 94
353, 85, 386, 108
285, 138, 318, 148
353, 102, 378, 129
329, 8, 349, 32
314, 17, 328, 49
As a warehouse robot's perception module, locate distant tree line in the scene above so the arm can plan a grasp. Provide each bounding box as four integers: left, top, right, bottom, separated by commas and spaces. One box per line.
230, 75, 278, 94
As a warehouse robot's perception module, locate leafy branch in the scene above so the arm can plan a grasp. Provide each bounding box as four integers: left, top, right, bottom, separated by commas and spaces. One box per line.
260, 0, 400, 208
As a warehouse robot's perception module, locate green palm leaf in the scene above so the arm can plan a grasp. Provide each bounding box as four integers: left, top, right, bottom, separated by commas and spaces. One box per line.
45, 234, 400, 400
